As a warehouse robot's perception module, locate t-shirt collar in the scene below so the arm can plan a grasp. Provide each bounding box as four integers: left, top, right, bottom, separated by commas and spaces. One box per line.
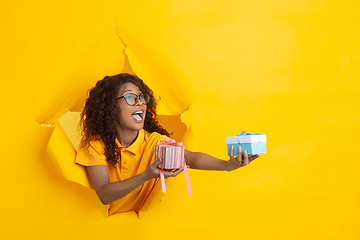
115, 129, 144, 155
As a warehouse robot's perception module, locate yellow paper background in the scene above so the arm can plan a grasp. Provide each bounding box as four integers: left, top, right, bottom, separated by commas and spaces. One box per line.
1, 0, 359, 239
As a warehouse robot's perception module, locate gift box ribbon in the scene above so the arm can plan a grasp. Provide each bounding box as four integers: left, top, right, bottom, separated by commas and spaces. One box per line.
158, 139, 191, 196
237, 130, 262, 143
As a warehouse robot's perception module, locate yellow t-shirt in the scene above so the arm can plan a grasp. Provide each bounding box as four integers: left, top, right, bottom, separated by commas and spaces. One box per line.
75, 129, 170, 215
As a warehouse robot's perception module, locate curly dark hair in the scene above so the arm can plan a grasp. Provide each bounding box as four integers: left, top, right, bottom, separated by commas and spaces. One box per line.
80, 73, 170, 168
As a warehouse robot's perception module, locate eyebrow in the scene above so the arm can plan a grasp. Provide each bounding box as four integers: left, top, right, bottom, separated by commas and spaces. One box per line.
121, 89, 141, 95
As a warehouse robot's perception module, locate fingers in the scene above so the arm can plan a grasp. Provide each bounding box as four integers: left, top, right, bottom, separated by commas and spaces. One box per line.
236, 146, 243, 165
246, 154, 260, 165
231, 151, 260, 171
243, 150, 249, 165
154, 156, 162, 167
229, 145, 234, 159
248, 154, 260, 163
162, 166, 184, 179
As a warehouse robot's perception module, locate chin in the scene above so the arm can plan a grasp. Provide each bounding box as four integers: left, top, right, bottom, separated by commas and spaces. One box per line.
132, 123, 145, 131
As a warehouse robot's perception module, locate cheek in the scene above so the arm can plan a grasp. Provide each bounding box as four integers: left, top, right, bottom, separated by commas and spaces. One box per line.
117, 104, 130, 120
145, 108, 151, 120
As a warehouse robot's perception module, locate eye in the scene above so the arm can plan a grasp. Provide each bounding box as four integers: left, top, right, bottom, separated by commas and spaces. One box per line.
139, 93, 145, 101
124, 94, 135, 102
139, 93, 150, 103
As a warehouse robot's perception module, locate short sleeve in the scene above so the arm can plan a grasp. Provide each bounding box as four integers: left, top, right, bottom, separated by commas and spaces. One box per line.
75, 140, 108, 166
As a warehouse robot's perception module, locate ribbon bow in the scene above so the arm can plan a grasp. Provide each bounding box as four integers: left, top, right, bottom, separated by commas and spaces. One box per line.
160, 138, 183, 147
237, 130, 261, 143
158, 138, 191, 196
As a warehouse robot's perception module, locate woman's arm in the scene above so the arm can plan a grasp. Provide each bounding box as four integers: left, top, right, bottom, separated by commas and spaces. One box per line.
87, 157, 184, 205
185, 146, 259, 172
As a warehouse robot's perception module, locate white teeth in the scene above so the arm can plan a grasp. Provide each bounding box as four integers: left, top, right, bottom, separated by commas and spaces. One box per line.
133, 110, 143, 114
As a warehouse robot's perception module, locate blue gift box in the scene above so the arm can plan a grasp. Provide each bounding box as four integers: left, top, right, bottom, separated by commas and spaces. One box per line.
226, 130, 267, 156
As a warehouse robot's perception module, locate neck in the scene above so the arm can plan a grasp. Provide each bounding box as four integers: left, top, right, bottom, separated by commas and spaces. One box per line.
115, 126, 140, 148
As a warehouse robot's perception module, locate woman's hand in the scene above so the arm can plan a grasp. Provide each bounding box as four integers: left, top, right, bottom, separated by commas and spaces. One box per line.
226, 145, 260, 171
144, 156, 185, 181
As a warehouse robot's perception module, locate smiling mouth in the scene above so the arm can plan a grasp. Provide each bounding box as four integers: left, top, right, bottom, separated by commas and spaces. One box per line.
131, 110, 144, 122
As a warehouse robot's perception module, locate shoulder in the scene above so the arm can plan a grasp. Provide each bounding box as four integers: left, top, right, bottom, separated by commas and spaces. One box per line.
78, 137, 106, 155
76, 137, 107, 166
143, 130, 171, 145
88, 139, 106, 155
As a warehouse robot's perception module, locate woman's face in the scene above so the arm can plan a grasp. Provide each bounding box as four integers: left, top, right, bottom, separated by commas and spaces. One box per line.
115, 82, 147, 132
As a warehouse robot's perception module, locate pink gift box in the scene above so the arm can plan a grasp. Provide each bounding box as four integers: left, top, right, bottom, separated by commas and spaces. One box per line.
155, 144, 185, 169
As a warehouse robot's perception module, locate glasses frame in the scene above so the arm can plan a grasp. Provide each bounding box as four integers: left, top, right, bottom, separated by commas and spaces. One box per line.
115, 92, 150, 106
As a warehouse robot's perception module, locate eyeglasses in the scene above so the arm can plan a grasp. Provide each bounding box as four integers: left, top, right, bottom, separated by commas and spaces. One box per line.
115, 92, 150, 106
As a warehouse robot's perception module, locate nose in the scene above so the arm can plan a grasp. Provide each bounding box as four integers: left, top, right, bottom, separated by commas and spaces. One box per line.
135, 97, 144, 106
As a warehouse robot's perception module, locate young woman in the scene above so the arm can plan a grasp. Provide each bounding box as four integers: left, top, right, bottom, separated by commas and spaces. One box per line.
75, 73, 259, 215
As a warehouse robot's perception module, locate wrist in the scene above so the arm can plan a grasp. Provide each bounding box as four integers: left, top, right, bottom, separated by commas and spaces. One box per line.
141, 170, 152, 182
225, 160, 235, 172
225, 160, 230, 172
